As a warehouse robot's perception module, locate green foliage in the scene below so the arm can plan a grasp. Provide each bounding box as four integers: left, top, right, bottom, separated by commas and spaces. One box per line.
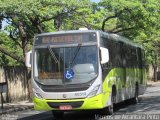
0, 31, 22, 65
97, 0, 160, 66
0, 0, 160, 67
0, 0, 91, 65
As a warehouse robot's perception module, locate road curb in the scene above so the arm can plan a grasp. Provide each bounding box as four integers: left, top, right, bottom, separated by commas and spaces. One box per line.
0, 105, 34, 115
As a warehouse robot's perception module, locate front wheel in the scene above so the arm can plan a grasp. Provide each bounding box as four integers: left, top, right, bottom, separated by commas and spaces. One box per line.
101, 93, 115, 115
107, 100, 114, 115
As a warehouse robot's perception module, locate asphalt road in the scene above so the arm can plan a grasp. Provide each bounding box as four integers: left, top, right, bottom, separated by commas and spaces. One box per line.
3, 84, 160, 120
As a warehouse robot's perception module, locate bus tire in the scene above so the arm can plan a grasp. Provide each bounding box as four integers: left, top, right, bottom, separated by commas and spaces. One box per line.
107, 95, 114, 115
101, 87, 116, 115
101, 96, 113, 115
52, 111, 64, 119
132, 84, 139, 104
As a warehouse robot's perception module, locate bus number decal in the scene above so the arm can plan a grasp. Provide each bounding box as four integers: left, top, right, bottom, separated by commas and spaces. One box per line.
75, 92, 86, 96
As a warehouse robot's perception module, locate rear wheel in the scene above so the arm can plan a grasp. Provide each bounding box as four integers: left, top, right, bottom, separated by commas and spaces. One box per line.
52, 111, 64, 119
132, 84, 139, 104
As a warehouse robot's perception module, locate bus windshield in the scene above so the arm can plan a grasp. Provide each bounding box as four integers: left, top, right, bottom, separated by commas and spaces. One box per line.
34, 45, 98, 85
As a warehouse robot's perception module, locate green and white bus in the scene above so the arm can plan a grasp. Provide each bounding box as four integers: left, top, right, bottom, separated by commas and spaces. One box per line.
25, 29, 147, 117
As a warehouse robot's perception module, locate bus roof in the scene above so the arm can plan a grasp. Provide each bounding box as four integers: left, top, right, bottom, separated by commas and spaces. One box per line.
35, 30, 98, 37
35, 29, 143, 49
100, 31, 143, 49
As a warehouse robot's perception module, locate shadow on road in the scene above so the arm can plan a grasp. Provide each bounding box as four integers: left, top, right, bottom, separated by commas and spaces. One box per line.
17, 102, 133, 120
17, 110, 98, 120
18, 96, 160, 120
114, 96, 160, 114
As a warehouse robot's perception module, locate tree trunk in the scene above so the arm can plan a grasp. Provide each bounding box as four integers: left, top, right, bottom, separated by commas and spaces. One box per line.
153, 65, 157, 82
152, 53, 158, 82
27, 68, 32, 101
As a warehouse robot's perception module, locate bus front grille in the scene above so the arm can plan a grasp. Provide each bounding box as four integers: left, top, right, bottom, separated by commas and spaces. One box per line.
42, 86, 89, 92
36, 80, 94, 92
47, 101, 84, 109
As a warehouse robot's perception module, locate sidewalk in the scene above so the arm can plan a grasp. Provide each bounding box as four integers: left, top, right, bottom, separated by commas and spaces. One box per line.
147, 80, 160, 87
0, 100, 33, 115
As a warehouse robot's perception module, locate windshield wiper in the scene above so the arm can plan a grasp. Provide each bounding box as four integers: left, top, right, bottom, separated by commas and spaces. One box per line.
70, 43, 82, 66
48, 45, 59, 63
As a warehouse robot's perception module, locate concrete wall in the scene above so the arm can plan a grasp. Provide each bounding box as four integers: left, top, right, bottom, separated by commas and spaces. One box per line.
0, 66, 29, 102
148, 65, 154, 81
148, 65, 160, 81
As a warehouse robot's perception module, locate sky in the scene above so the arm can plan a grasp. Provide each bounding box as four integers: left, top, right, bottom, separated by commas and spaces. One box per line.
92, 0, 100, 3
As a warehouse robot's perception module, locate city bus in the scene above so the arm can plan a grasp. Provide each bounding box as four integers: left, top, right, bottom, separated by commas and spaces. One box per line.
25, 29, 147, 117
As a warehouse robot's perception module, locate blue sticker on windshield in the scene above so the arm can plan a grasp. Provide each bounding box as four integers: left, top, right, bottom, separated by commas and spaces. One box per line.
65, 69, 74, 80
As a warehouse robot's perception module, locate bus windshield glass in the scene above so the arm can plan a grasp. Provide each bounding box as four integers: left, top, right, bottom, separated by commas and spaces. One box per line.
34, 45, 98, 85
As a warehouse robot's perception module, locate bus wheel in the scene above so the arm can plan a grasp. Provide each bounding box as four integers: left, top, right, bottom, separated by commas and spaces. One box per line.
101, 104, 113, 115
52, 111, 64, 119
132, 84, 139, 104
101, 93, 115, 115
107, 98, 114, 115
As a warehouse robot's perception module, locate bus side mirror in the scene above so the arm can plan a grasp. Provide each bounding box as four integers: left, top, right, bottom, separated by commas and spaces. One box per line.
25, 51, 32, 68
100, 47, 109, 64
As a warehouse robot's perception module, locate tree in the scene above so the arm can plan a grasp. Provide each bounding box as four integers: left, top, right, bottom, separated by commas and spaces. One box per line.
97, 0, 160, 81
0, 31, 23, 65
1, 0, 160, 82
0, 0, 91, 65
0, 0, 92, 100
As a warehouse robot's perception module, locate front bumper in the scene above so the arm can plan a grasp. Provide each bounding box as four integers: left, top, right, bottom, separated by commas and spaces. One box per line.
33, 93, 105, 111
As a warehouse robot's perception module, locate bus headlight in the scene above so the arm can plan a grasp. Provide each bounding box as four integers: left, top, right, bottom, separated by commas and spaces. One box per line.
33, 88, 43, 99
35, 93, 43, 99
87, 85, 100, 98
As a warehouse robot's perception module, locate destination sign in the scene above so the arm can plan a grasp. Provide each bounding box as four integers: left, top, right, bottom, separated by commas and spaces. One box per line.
34, 32, 97, 44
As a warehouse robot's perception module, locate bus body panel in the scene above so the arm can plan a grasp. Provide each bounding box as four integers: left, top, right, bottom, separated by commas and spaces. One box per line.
33, 93, 109, 110
102, 68, 146, 104
30, 30, 147, 112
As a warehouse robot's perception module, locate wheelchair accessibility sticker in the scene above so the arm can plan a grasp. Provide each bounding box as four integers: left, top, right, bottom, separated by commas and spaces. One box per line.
65, 69, 74, 80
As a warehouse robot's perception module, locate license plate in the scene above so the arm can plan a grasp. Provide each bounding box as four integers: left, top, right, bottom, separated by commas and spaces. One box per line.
59, 105, 72, 110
